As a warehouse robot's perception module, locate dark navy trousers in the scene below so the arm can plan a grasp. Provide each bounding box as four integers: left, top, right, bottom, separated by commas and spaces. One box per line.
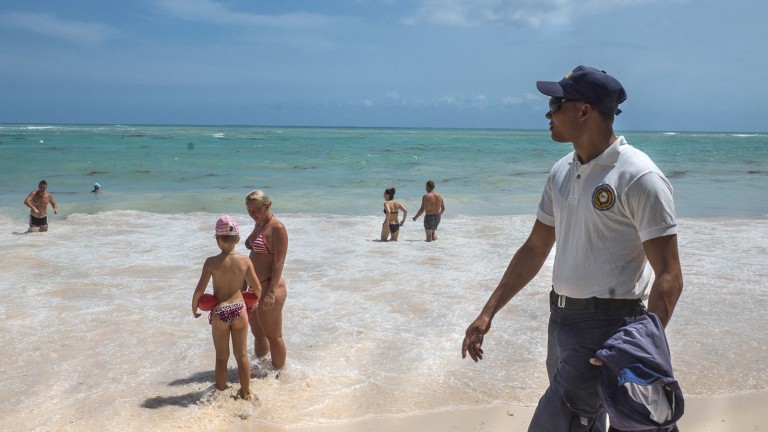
528, 298, 645, 432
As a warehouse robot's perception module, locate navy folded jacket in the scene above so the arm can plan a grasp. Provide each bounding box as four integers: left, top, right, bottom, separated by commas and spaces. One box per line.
596, 313, 685, 431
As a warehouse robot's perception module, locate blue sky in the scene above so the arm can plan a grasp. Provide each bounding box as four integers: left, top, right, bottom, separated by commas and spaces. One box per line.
1, 0, 765, 132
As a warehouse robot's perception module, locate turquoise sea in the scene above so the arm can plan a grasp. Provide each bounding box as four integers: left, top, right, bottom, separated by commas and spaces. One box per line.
1, 124, 766, 431
1, 125, 766, 218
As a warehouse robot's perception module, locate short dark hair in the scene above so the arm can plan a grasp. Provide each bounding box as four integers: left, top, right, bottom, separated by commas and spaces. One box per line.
426, 180, 435, 189
39, 180, 47, 186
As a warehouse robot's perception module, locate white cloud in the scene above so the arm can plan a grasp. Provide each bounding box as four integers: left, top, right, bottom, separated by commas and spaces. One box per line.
401, 0, 658, 28
0, 12, 120, 45
438, 96, 458, 105
155, 0, 339, 30
385, 92, 407, 105
501, 96, 524, 105
353, 93, 541, 110
471, 94, 489, 108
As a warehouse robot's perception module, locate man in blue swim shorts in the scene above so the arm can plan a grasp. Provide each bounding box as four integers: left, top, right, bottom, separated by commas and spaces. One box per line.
412, 180, 445, 242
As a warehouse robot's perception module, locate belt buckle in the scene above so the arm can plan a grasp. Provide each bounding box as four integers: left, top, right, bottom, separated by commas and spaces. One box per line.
557, 295, 567, 308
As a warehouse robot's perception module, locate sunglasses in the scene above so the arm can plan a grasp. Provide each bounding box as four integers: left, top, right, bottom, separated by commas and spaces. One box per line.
548, 97, 580, 113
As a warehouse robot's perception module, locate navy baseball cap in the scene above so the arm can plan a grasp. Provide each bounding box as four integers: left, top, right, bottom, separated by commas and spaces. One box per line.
537, 65, 627, 115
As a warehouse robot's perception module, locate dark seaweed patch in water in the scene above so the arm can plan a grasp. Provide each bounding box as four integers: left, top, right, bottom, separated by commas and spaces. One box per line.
666, 171, 687, 179
293, 165, 317, 170
180, 173, 219, 181
88, 171, 108, 176
510, 171, 548, 177
747, 170, 767, 175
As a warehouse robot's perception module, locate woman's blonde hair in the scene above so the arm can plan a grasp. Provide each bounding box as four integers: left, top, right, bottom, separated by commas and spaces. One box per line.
245, 189, 271, 205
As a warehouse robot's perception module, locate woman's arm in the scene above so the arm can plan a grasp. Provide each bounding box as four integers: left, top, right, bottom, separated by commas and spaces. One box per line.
398, 202, 407, 225
245, 260, 262, 299
244, 225, 257, 250
268, 223, 289, 292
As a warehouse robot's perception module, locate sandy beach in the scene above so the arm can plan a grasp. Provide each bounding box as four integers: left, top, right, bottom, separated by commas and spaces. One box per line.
2, 212, 767, 432
297, 393, 768, 432
227, 392, 768, 431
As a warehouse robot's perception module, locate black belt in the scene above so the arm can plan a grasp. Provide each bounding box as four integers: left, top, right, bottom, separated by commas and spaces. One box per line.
550, 290, 644, 313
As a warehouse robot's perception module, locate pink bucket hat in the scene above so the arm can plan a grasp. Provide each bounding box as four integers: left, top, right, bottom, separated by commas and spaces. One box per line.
215, 215, 239, 236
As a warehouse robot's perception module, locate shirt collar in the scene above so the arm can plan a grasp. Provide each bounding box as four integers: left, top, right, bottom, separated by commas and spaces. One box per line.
571, 135, 626, 166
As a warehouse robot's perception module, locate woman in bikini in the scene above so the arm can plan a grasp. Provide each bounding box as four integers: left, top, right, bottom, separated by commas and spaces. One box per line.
244, 190, 288, 371
380, 187, 407, 242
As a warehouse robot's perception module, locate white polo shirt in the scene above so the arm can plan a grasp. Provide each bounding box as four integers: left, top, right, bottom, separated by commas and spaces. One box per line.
536, 136, 677, 300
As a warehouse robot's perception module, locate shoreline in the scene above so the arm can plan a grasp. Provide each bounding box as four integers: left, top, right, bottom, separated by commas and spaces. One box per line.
240, 392, 768, 432
1, 213, 766, 431
1, 210, 767, 222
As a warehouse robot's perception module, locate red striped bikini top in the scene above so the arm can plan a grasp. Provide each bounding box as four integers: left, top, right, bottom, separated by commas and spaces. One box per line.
251, 219, 272, 255
251, 231, 269, 254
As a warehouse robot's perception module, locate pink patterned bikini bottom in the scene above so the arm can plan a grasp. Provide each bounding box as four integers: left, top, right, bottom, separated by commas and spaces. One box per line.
209, 302, 245, 325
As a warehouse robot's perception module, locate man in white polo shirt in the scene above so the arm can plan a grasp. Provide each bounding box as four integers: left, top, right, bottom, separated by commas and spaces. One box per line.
462, 66, 683, 432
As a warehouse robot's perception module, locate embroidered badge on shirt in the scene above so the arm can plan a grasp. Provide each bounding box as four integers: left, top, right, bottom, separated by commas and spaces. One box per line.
592, 184, 616, 211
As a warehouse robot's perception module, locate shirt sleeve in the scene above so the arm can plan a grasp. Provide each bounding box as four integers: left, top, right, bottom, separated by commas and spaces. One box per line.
536, 172, 556, 227
625, 171, 677, 242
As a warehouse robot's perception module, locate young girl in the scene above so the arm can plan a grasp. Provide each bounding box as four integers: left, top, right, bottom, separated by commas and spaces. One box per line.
192, 215, 261, 399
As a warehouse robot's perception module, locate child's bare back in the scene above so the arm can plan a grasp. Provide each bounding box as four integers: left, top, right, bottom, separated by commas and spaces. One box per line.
207, 253, 259, 305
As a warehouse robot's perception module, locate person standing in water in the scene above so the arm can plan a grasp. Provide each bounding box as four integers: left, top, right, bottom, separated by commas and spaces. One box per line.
244, 190, 288, 372
192, 215, 261, 399
412, 180, 445, 242
381, 187, 407, 241
24, 180, 58, 232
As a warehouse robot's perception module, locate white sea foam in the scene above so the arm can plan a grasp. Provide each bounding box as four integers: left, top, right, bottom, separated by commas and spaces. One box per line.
0, 212, 766, 430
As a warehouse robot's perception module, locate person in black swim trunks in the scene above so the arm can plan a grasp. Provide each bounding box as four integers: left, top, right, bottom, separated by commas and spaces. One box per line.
412, 180, 445, 242
24, 180, 59, 232
380, 187, 407, 242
